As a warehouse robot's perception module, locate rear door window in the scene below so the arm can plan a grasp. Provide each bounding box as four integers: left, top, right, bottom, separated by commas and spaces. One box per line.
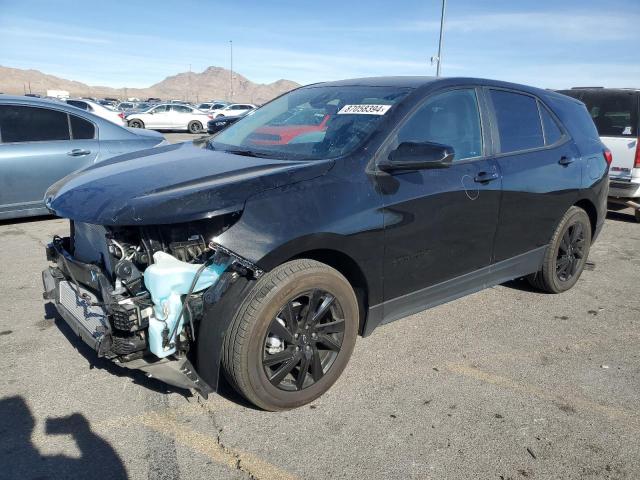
70, 114, 96, 139
0, 105, 70, 143
490, 90, 544, 153
578, 91, 638, 137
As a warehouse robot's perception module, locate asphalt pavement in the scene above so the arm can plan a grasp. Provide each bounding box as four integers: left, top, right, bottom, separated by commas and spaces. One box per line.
0, 133, 638, 479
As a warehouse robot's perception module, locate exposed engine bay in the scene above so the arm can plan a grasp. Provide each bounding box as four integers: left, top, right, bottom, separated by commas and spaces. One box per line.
42, 215, 262, 397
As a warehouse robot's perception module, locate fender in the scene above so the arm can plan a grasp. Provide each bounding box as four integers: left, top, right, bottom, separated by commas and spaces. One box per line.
196, 276, 256, 391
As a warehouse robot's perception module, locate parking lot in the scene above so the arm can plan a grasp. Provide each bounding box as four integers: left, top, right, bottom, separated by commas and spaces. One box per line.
0, 127, 637, 479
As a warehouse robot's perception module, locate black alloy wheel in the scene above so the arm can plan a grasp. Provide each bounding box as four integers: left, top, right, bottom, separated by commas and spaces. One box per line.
527, 206, 591, 293
555, 222, 586, 282
217, 259, 359, 411
262, 289, 345, 391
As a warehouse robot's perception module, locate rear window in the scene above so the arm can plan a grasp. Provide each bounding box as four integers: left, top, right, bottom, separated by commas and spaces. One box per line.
490, 90, 544, 153
582, 91, 638, 137
548, 96, 602, 155
0, 105, 70, 143
561, 90, 638, 137
67, 100, 90, 111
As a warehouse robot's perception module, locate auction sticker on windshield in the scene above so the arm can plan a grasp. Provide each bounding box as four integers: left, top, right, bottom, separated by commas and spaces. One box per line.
337, 104, 392, 115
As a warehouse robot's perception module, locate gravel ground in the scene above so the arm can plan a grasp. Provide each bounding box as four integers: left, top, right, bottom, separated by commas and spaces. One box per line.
0, 136, 638, 479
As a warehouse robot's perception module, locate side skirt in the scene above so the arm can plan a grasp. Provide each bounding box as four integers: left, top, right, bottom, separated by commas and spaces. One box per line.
362, 246, 547, 336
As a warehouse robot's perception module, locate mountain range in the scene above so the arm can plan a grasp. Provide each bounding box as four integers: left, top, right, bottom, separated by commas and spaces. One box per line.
0, 65, 301, 104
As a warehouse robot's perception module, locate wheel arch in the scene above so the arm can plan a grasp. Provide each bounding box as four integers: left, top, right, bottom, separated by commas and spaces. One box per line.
574, 198, 598, 237
289, 249, 370, 336
252, 233, 373, 336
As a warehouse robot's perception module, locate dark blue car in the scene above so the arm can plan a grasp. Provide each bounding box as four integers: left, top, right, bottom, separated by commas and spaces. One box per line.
42, 77, 608, 410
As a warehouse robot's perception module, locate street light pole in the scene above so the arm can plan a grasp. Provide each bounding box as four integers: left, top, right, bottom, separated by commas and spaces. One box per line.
229, 40, 233, 101
436, 0, 447, 77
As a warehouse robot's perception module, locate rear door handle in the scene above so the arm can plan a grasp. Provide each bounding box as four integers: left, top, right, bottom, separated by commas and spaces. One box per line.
559, 156, 575, 165
67, 149, 91, 156
474, 171, 500, 183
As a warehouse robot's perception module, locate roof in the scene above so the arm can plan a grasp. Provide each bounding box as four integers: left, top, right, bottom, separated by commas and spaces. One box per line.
0, 94, 69, 108
312, 76, 438, 88
308, 76, 567, 100
558, 87, 640, 93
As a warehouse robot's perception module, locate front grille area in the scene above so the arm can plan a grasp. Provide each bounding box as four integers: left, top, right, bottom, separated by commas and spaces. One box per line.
58, 280, 108, 339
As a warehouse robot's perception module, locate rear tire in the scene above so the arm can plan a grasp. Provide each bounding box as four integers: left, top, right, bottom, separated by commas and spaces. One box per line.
128, 119, 144, 129
222, 259, 359, 411
188, 121, 202, 134
527, 206, 591, 293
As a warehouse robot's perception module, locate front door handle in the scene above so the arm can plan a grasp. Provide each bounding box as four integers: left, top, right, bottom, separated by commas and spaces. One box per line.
559, 156, 575, 165
67, 149, 91, 156
474, 171, 499, 183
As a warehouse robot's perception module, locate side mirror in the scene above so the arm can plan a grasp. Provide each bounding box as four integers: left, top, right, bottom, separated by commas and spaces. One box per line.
379, 142, 455, 172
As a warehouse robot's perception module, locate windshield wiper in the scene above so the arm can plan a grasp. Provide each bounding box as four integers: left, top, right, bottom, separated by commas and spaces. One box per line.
223, 149, 281, 159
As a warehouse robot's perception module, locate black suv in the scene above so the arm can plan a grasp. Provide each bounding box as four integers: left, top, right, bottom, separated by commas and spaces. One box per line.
42, 77, 609, 410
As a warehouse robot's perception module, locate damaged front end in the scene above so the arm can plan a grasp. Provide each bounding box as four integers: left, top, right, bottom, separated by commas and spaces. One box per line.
42, 217, 262, 397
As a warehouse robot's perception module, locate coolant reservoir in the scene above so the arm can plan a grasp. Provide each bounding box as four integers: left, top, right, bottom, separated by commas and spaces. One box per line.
143, 251, 227, 358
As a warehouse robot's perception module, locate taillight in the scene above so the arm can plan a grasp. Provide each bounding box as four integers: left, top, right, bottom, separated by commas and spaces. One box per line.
118, 112, 125, 119
603, 149, 613, 165
635, 139, 640, 168
208, 114, 213, 119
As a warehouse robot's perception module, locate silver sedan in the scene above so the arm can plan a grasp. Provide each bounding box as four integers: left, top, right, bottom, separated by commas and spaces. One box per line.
0, 96, 166, 220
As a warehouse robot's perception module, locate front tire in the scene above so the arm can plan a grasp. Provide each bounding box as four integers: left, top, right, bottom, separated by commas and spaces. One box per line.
222, 259, 359, 411
527, 206, 592, 293
188, 121, 202, 133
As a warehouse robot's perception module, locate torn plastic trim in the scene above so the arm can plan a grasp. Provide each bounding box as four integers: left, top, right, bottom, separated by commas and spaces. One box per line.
209, 241, 264, 279
118, 356, 213, 398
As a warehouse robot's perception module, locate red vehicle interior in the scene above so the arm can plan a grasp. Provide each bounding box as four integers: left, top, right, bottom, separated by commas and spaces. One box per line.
248, 109, 331, 145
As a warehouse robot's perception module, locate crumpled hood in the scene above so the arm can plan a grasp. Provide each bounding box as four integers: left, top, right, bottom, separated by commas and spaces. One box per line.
45, 142, 333, 225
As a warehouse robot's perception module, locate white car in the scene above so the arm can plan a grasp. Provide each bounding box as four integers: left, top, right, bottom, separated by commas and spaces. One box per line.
214, 103, 257, 118
560, 88, 640, 200
66, 99, 126, 126
126, 103, 212, 133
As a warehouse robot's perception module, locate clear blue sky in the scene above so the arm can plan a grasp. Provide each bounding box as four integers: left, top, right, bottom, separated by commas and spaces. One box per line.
0, 0, 638, 89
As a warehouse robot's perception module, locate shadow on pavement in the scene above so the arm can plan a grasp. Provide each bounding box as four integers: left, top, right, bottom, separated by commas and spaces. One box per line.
0, 214, 56, 227
606, 209, 638, 224
0, 396, 128, 480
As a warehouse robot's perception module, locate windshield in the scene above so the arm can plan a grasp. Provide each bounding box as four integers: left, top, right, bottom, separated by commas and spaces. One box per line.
210, 85, 411, 160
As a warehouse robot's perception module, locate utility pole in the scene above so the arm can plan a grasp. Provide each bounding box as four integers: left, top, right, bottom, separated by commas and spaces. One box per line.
188, 63, 191, 102
432, 0, 447, 77
229, 40, 233, 101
